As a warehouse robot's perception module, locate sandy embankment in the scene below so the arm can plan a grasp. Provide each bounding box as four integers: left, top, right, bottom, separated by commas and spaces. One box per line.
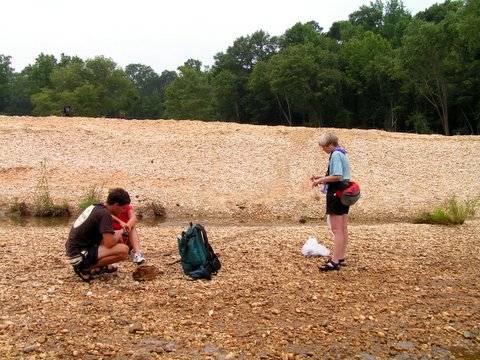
1, 116, 479, 222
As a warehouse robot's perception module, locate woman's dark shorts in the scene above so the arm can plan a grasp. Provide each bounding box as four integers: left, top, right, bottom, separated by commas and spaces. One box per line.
326, 181, 350, 215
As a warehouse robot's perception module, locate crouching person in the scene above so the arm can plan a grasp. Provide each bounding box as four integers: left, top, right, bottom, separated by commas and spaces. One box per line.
66, 188, 131, 282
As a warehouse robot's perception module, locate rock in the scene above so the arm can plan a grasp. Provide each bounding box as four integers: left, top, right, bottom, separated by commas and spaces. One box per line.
112, 317, 130, 326
128, 322, 144, 333
132, 265, 160, 281
391, 341, 414, 351
22, 345, 38, 353
359, 353, 376, 360
36, 335, 47, 343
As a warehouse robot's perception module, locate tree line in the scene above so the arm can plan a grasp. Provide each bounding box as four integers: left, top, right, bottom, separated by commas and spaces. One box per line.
0, 0, 478, 135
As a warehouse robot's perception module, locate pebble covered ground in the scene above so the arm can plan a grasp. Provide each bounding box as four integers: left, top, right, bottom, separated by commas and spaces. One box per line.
0, 220, 479, 359
0, 116, 479, 359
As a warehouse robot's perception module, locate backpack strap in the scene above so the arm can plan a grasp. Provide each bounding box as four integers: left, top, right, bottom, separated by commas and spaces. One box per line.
326, 146, 347, 175
194, 224, 212, 253
195, 223, 207, 240
194, 223, 219, 266
326, 153, 332, 176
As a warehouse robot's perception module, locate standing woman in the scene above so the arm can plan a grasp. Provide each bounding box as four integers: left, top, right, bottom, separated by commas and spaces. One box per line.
310, 131, 351, 271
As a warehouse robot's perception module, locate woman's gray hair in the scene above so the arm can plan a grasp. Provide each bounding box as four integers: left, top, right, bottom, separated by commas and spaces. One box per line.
318, 131, 339, 147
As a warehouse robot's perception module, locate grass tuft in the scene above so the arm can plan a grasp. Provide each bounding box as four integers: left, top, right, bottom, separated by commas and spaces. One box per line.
7, 198, 31, 216
77, 183, 104, 211
33, 159, 70, 217
414, 194, 479, 225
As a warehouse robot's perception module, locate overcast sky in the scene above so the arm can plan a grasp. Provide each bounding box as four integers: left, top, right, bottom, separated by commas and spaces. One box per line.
1, 0, 439, 74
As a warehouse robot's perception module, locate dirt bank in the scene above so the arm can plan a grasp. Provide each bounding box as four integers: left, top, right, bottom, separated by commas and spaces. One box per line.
1, 116, 479, 221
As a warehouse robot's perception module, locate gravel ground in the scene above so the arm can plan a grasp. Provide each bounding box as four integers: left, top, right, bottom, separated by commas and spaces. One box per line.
0, 116, 479, 359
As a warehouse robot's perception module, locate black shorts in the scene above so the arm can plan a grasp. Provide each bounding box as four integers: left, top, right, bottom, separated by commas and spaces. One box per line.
76, 245, 99, 270
326, 182, 350, 215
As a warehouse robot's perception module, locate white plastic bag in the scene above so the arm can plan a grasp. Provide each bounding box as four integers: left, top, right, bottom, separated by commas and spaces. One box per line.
301, 236, 330, 257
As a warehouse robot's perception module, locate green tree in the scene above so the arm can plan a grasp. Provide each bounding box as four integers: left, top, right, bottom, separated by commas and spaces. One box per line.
247, 61, 281, 124
5, 72, 32, 115
278, 21, 324, 48
327, 20, 363, 43
341, 31, 399, 129
125, 63, 157, 119
0, 55, 14, 113
24, 53, 58, 93
453, 0, 480, 133
211, 69, 243, 122
125, 64, 177, 119
30, 89, 59, 115
211, 30, 278, 122
397, 19, 452, 135
58, 53, 84, 68
416, 0, 463, 23
31, 56, 135, 117
381, 0, 412, 47
50, 59, 85, 92
253, 43, 342, 126
151, 70, 178, 118
265, 46, 317, 125
164, 60, 214, 120
125, 64, 158, 91
7, 53, 59, 115
349, 0, 384, 32
457, 0, 480, 53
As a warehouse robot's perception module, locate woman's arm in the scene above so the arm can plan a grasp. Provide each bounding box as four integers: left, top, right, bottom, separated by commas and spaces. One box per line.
312, 175, 342, 187
126, 208, 137, 228
112, 214, 130, 232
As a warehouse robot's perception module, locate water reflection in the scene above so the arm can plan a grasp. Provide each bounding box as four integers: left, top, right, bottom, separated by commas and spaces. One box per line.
0, 215, 305, 228
1, 215, 71, 227
0, 215, 169, 228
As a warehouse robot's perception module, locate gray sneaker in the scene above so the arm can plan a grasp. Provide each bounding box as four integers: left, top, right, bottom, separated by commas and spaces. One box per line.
133, 251, 145, 264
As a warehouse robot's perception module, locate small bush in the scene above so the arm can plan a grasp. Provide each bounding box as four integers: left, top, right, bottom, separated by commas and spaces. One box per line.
137, 201, 167, 220
78, 183, 104, 211
148, 201, 167, 217
33, 158, 70, 217
34, 202, 70, 217
7, 199, 30, 216
415, 195, 479, 225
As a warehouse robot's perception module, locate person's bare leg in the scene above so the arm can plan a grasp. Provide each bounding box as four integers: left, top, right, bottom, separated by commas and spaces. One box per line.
85, 243, 128, 271
128, 227, 140, 253
329, 214, 345, 263
129, 227, 145, 263
339, 214, 348, 260
113, 230, 124, 242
